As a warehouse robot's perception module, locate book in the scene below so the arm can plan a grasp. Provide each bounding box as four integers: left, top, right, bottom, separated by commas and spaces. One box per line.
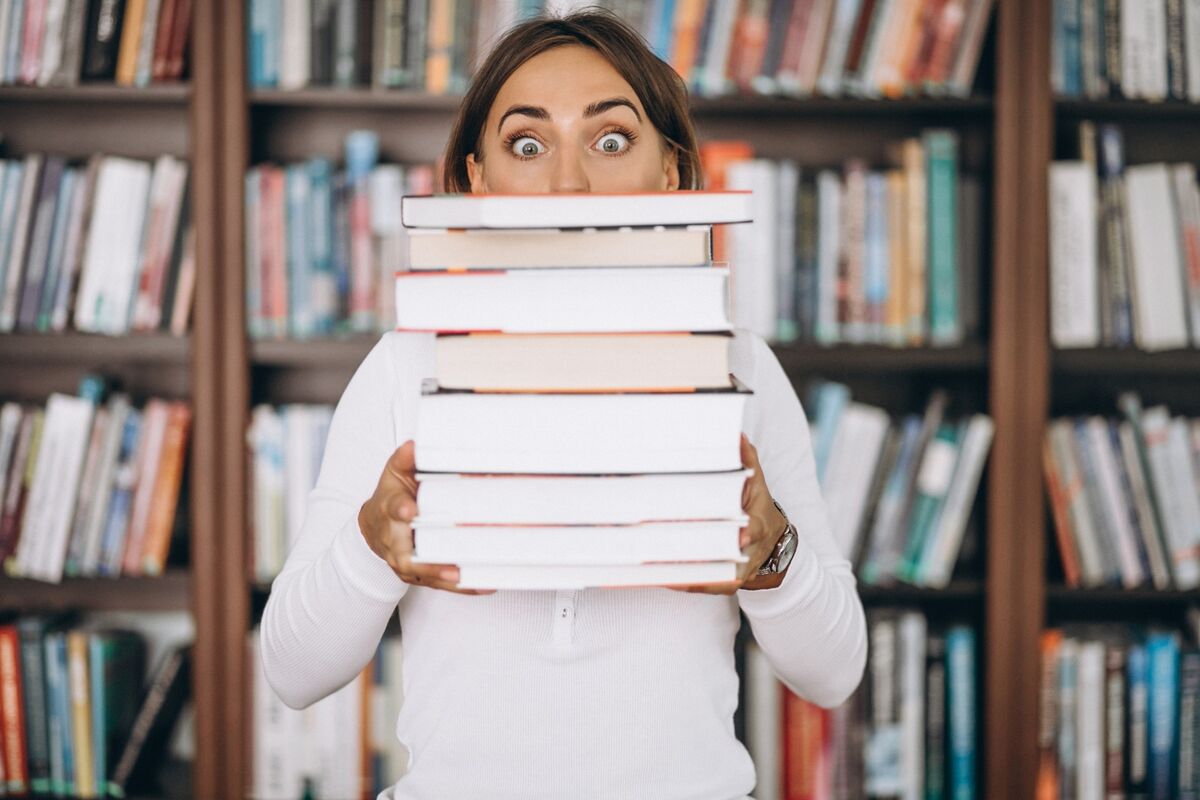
415, 384, 749, 475
394, 266, 732, 334
399, 190, 754, 229
432, 332, 733, 392
454, 560, 739, 591
414, 469, 751, 526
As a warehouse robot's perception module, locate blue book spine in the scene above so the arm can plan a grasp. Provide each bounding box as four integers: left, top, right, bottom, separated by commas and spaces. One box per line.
1064, 0, 1083, 96
285, 164, 312, 339
331, 171, 351, 330
3, 1, 25, 84
306, 158, 336, 336
37, 167, 78, 332
264, 0, 281, 87
811, 381, 850, 481
248, 0, 269, 87
44, 633, 66, 797
1059, 639, 1079, 798
98, 409, 143, 577
1128, 641, 1152, 796
924, 129, 960, 345
245, 170, 264, 338
947, 625, 976, 800
89, 634, 107, 794
0, 162, 19, 298
1148, 632, 1180, 799
56, 635, 74, 797
654, 0, 678, 62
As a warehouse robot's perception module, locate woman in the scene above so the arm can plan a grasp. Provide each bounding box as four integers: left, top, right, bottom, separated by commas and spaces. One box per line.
260, 10, 867, 799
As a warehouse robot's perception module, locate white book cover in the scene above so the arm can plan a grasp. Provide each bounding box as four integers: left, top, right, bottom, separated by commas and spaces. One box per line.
279, 0, 311, 90
251, 632, 307, 800
745, 640, 782, 800
250, 405, 286, 582
74, 157, 152, 335
1186, 0, 1200, 101
16, 393, 94, 583
1085, 416, 1146, 588
36, 0, 67, 86
0, 162, 24, 320
775, 161, 800, 343
820, 402, 891, 560
1049, 161, 1100, 348
1167, 416, 1200, 565
1122, 0, 1146, 97
921, 414, 995, 588
1116, 421, 1172, 590
371, 164, 406, 331
0, 402, 21, 504
0, 155, 43, 332
412, 519, 749, 566
414, 469, 751, 525
815, 170, 843, 344
400, 191, 753, 229
1124, 164, 1189, 351
1076, 640, 1106, 800
1141, 406, 1200, 588
727, 159, 780, 342
455, 560, 739, 590
1143, 0, 1169, 100
899, 612, 926, 800
394, 266, 732, 334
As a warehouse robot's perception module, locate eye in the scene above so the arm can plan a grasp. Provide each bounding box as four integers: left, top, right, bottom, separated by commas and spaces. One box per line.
509, 136, 545, 159
596, 130, 631, 155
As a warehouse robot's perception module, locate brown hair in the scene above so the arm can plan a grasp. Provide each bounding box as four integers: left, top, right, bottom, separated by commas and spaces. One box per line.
440, 8, 703, 193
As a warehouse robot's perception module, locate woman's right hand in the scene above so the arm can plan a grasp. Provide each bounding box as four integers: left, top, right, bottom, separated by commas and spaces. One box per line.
357, 440, 495, 595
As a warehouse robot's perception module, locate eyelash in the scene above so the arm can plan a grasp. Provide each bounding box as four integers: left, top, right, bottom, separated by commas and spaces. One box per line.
502, 125, 640, 161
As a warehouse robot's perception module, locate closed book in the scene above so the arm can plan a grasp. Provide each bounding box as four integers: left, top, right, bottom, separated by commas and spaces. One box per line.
395, 266, 732, 334
65, 631, 95, 797
898, 421, 962, 583
412, 519, 748, 566
922, 132, 960, 343
1104, 639, 1128, 800
1129, 640, 1151, 796
1049, 160, 1100, 348
0, 154, 45, 333
1169, 163, 1200, 346
0, 625, 27, 794
920, 413, 995, 588
819, 401, 890, 561
926, 632, 948, 800
414, 469, 751, 526
1124, 164, 1189, 351
1078, 640, 1107, 800
108, 645, 190, 797
1147, 631, 1180, 799
121, 399, 168, 576
400, 190, 754, 229
1037, 630, 1062, 800
131, 0, 158, 85
163, 0, 187, 79
407, 226, 712, 270
113, 0, 143, 84
946, 625, 976, 799
455, 560, 738, 590
415, 384, 749, 475
16, 155, 65, 332
433, 332, 732, 393
88, 630, 145, 797
81, 0, 126, 79
148, 0, 173, 79
1180, 649, 1200, 800
139, 401, 189, 576
97, 408, 141, 577
0, 410, 37, 566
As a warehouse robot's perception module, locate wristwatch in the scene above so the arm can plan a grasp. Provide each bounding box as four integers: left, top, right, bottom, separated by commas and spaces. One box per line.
744, 500, 798, 589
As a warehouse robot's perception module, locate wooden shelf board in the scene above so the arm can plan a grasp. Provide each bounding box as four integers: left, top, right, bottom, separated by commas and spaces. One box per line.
1046, 585, 1200, 606
0, 332, 190, 365
1056, 97, 1200, 119
859, 580, 985, 604
250, 87, 993, 116
250, 335, 377, 367
0, 84, 191, 104
1053, 347, 1200, 375
0, 570, 192, 612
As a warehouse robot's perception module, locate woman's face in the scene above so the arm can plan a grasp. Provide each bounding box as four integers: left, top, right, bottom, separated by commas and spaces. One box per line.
466, 44, 681, 194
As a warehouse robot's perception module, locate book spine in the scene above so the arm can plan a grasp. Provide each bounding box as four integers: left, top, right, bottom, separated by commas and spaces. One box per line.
1166, 0, 1186, 98
17, 621, 50, 794
1104, 0, 1122, 96
1128, 642, 1151, 797
132, 0, 159, 85
66, 631, 94, 798
1105, 642, 1127, 800
113, 0, 143, 85
1037, 630, 1061, 800
1147, 633, 1180, 799
1058, 638, 1079, 798
1178, 650, 1200, 800
1078, 640, 1107, 800
140, 401, 189, 575
0, 626, 26, 794
925, 633, 947, 800
164, 0, 187, 80
947, 625, 975, 800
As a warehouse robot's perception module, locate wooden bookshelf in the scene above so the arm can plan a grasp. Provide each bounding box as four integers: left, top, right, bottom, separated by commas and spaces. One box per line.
1052, 347, 1200, 375
0, 332, 190, 365
0, 572, 192, 612
0, 84, 192, 104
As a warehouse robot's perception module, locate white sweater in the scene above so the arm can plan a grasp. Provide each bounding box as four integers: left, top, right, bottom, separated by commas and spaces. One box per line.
260, 330, 868, 800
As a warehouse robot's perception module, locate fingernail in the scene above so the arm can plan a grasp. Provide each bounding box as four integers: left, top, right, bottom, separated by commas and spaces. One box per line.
739, 531, 750, 548
440, 568, 459, 582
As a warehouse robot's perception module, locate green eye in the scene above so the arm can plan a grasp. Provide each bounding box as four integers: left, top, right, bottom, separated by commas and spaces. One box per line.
511, 137, 543, 158
598, 132, 629, 153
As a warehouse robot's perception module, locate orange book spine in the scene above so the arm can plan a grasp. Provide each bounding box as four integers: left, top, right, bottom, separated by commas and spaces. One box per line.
885, 169, 909, 341
141, 402, 192, 576
66, 631, 95, 798
121, 400, 168, 576
1036, 629, 1063, 800
425, 0, 453, 95
166, 0, 192, 80
1042, 438, 1082, 588
115, 0, 148, 85
669, 0, 707, 82
783, 691, 829, 800
699, 141, 755, 264
0, 626, 28, 793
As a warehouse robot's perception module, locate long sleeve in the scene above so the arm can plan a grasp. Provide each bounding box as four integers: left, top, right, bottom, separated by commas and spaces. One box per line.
259, 334, 410, 710
735, 334, 868, 708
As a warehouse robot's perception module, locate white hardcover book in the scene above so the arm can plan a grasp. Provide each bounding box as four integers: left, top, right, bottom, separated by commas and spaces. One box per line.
727, 159, 780, 342
279, 0, 311, 90
1117, 421, 1172, 590
394, 266, 732, 334
1085, 416, 1147, 588
775, 161, 800, 343
1124, 164, 1190, 351
815, 170, 843, 344
455, 560, 739, 590
1076, 640, 1106, 800
899, 612, 926, 800
50, 160, 93, 332
1123, 0, 1146, 97
1141, 406, 1200, 588
78, 395, 130, 576
820, 403, 891, 560
0, 402, 21, 503
1049, 161, 1100, 348
16, 394, 94, 583
400, 191, 753, 229
816, 0, 863, 97
412, 519, 749, 566
1167, 416, 1200, 563
0, 155, 43, 332
35, 0, 68, 85
1170, 163, 1200, 345
745, 640, 783, 800
1186, 0, 1200, 101
416, 387, 748, 475
370, 164, 405, 330
74, 157, 152, 335
1143, 0, 1170, 100
921, 414, 995, 588
251, 632, 307, 800
414, 470, 751, 525
250, 405, 285, 582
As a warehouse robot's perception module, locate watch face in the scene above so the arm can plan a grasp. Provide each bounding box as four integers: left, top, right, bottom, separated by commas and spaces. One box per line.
775, 529, 798, 573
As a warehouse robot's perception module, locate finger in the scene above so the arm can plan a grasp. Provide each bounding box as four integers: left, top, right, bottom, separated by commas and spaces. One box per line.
383, 491, 418, 524
385, 440, 418, 483
401, 563, 496, 595
740, 433, 760, 470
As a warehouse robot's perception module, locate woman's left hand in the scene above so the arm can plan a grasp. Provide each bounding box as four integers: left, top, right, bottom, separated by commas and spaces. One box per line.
670, 434, 788, 595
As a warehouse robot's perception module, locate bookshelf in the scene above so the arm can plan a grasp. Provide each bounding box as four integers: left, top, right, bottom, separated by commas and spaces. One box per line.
9, 0, 1172, 797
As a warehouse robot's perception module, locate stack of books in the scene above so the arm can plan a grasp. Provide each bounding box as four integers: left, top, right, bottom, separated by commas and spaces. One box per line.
397, 190, 756, 591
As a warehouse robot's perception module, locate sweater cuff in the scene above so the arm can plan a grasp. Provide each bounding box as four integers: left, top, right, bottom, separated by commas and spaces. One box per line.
330, 515, 407, 603
736, 539, 822, 620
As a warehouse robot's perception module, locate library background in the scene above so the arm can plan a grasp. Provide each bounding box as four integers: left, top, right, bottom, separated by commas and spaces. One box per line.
2, 0, 1200, 798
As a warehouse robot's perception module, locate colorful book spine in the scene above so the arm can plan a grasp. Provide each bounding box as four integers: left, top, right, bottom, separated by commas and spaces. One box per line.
947, 625, 976, 800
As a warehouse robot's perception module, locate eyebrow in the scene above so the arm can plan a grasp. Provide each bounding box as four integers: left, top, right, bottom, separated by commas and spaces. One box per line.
495, 96, 643, 133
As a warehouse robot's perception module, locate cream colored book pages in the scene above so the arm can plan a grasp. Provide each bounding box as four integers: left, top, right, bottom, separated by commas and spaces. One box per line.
1049, 161, 1100, 348
1124, 164, 1189, 351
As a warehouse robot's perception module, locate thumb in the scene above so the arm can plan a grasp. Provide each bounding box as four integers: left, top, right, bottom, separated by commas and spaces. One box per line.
386, 440, 417, 480
740, 433, 760, 470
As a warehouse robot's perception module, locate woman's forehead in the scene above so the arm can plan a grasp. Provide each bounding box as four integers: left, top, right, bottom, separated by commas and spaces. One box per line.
491, 46, 644, 121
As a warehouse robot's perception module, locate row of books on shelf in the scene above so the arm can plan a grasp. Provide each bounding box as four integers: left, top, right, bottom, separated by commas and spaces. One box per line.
250, 629, 403, 800
1044, 392, 1200, 593
246, 0, 994, 101
744, 610, 978, 800
0, 153, 194, 337
0, 382, 191, 584
714, 130, 982, 347
1036, 615, 1200, 799
1050, 122, 1200, 351
1053, 0, 1200, 101
810, 384, 993, 590
0, 0, 191, 88
0, 616, 192, 799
